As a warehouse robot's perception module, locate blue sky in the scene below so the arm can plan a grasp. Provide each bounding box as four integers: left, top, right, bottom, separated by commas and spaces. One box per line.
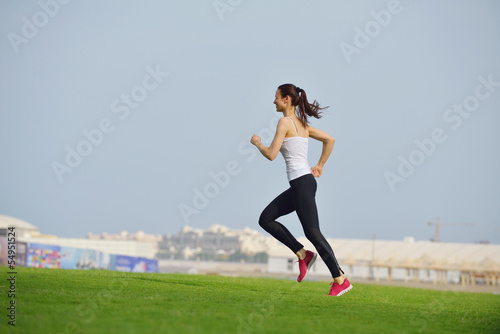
1, 0, 499, 244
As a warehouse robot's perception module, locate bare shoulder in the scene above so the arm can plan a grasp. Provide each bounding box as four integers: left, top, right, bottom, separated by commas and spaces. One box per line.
278, 116, 291, 124
276, 117, 294, 136
277, 117, 292, 129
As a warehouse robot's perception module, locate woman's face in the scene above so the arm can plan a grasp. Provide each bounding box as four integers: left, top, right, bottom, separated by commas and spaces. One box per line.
274, 89, 287, 112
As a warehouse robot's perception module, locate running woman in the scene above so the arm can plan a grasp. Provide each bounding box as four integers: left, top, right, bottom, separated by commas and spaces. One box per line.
250, 84, 352, 296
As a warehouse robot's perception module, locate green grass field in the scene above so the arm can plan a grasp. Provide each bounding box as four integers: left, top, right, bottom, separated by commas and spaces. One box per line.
1, 267, 499, 334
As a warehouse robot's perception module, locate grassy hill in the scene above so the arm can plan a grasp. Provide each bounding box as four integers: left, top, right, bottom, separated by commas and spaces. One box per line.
1, 267, 499, 334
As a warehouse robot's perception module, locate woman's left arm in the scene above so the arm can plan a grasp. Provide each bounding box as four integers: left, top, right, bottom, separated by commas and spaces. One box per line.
251, 118, 288, 161
308, 126, 335, 177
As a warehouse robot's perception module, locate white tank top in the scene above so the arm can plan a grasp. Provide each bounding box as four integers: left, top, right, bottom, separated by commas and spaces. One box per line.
279, 117, 311, 181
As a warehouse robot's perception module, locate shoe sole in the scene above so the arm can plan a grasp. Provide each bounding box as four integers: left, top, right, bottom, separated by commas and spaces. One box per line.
297, 252, 317, 282
329, 283, 353, 297
307, 252, 317, 272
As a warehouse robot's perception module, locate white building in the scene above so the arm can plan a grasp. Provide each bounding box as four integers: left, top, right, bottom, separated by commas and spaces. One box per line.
267, 237, 500, 285
158, 224, 277, 258
87, 230, 162, 243
0, 214, 158, 258
0, 214, 41, 238
23, 236, 158, 258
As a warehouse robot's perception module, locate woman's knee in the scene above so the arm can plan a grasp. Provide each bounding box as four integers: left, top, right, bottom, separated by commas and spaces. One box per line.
258, 211, 272, 229
304, 228, 325, 244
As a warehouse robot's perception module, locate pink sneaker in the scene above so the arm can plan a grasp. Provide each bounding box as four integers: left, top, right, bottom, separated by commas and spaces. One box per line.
297, 250, 317, 282
328, 279, 353, 296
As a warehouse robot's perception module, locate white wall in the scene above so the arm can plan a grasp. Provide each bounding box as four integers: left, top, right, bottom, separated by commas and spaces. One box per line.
268, 256, 464, 284
20, 237, 158, 258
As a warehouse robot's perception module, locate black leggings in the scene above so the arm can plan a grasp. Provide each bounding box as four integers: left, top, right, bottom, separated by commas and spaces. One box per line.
259, 173, 343, 278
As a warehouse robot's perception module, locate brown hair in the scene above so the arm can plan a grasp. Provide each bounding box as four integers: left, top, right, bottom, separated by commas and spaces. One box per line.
277, 83, 328, 128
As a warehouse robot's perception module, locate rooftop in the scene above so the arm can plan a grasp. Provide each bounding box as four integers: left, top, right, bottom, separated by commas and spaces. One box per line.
0, 214, 39, 232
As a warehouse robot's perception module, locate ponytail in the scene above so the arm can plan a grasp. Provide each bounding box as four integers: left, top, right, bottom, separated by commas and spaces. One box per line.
277, 83, 328, 128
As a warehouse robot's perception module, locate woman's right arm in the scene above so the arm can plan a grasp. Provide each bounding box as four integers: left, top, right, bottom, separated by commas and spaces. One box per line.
308, 126, 335, 177
251, 118, 288, 161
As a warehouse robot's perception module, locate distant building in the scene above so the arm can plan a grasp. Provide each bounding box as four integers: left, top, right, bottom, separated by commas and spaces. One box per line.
0, 215, 158, 258
86, 230, 162, 243
267, 237, 500, 285
201, 230, 239, 253
0, 214, 41, 239
160, 226, 202, 251
0, 215, 36, 266
158, 224, 277, 259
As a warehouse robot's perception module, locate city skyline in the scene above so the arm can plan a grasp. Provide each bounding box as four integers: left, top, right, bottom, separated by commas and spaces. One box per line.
3, 213, 493, 245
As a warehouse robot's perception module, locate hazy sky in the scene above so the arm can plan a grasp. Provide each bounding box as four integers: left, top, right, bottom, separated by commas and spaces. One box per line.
1, 0, 499, 244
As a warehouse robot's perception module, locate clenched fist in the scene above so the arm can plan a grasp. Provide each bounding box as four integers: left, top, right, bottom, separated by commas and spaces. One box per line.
250, 134, 261, 146
311, 165, 323, 178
